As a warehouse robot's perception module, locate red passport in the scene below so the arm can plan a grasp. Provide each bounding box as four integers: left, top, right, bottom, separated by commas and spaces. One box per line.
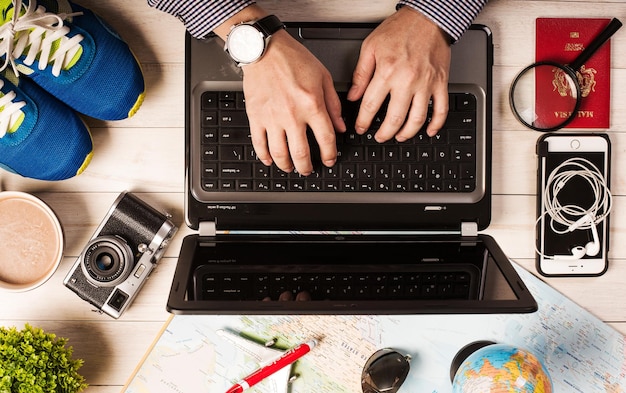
536, 18, 612, 128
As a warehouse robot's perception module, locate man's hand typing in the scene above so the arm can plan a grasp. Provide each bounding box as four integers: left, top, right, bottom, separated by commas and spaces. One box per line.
348, 6, 451, 142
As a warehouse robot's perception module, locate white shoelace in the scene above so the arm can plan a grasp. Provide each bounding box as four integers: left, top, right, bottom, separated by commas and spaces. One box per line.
0, 0, 83, 77
0, 79, 26, 138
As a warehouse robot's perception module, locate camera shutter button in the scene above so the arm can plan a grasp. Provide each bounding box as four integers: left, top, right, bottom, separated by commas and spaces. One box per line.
134, 264, 147, 278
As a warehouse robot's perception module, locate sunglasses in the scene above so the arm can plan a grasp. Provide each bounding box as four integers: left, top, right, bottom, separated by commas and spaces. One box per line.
361, 348, 411, 393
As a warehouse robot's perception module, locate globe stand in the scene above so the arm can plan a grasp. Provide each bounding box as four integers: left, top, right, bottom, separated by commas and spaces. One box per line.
449, 340, 496, 382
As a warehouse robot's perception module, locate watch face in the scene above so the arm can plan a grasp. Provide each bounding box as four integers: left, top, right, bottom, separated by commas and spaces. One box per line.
227, 24, 265, 64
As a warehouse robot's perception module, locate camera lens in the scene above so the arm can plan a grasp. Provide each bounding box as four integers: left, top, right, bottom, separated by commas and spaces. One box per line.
96, 252, 115, 271
81, 236, 134, 287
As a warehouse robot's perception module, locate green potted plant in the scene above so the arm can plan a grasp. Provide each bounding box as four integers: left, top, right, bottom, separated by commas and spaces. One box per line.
0, 324, 87, 393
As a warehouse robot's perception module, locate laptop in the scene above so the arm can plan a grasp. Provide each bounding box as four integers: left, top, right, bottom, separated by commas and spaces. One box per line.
167, 22, 538, 315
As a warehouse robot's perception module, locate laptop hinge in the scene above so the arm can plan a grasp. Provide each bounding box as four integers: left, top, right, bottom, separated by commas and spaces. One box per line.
199, 220, 217, 237
461, 222, 478, 237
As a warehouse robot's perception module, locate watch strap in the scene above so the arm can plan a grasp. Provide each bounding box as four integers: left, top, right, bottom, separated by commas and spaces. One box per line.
253, 15, 285, 38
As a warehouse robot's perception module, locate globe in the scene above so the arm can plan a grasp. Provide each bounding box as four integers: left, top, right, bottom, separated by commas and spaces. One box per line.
450, 341, 553, 393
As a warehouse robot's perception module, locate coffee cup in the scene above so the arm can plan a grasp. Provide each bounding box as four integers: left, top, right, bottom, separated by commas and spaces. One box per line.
0, 191, 64, 291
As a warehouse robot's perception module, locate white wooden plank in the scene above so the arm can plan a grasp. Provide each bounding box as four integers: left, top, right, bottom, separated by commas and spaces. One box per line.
1, 2, 624, 391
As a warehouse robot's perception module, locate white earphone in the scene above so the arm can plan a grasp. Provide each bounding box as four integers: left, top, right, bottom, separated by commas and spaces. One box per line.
554, 246, 587, 260
552, 213, 601, 260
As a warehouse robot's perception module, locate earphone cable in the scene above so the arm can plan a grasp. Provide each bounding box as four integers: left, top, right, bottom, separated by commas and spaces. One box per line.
536, 157, 612, 259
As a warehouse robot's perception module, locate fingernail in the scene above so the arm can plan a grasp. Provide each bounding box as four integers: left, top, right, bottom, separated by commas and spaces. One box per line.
356, 126, 367, 134
261, 159, 273, 166
323, 159, 336, 167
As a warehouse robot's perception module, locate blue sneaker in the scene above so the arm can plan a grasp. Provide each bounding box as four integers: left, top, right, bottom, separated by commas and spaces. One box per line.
0, 0, 145, 120
0, 70, 93, 180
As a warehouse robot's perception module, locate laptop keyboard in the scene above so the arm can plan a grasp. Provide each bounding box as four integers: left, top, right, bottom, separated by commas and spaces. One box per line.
194, 265, 478, 301
200, 91, 477, 193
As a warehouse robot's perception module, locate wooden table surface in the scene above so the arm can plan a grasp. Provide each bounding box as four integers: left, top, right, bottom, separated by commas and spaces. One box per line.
1, 1, 625, 391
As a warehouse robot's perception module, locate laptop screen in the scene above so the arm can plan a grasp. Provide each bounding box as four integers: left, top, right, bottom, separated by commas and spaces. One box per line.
167, 234, 537, 314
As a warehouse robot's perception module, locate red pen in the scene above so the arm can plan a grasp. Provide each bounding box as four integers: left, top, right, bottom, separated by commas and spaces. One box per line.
225, 339, 318, 393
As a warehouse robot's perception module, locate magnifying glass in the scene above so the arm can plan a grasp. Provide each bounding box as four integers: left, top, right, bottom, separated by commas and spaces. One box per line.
509, 18, 622, 131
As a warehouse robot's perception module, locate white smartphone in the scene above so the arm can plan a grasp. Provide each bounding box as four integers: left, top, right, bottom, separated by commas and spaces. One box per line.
536, 133, 611, 276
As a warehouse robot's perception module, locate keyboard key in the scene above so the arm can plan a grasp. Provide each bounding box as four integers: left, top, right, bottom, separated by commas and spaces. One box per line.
220, 180, 235, 190
201, 92, 218, 109
237, 180, 253, 191
367, 146, 383, 161
448, 129, 475, 144
323, 180, 340, 191
272, 180, 288, 191
203, 180, 217, 190
220, 100, 235, 109
290, 179, 305, 191
220, 163, 252, 177
460, 164, 476, 180
203, 163, 217, 177
358, 180, 374, 191
418, 147, 433, 161
202, 146, 218, 160
384, 147, 400, 161
220, 145, 244, 161
306, 179, 323, 191
219, 91, 236, 100
456, 94, 476, 110
255, 180, 270, 190
392, 164, 409, 179
445, 112, 476, 129
401, 146, 417, 161
202, 112, 217, 127
219, 110, 249, 127
202, 129, 218, 143
358, 164, 374, 179
342, 180, 357, 191
219, 128, 251, 144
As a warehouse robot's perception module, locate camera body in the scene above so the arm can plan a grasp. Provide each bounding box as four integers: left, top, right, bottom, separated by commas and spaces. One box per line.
64, 192, 177, 318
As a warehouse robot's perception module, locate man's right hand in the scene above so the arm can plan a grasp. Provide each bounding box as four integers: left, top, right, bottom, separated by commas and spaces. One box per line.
241, 30, 346, 176
215, 6, 346, 176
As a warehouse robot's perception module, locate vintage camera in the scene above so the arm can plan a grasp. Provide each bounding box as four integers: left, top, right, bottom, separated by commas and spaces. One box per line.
64, 191, 177, 318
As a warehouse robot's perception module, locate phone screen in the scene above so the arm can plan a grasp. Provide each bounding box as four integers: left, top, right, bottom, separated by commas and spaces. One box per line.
542, 151, 607, 256
537, 134, 610, 276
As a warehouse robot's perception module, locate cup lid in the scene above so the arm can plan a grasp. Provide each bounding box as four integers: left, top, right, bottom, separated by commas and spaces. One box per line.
0, 191, 64, 292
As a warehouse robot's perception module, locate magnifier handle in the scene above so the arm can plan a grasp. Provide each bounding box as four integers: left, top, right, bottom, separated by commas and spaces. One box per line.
570, 18, 622, 71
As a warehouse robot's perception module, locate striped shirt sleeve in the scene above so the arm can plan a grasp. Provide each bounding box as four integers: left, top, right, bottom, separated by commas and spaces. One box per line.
147, 0, 256, 39
397, 0, 488, 42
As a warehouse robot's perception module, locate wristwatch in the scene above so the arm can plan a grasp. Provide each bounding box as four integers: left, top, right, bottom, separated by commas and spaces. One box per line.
224, 15, 285, 66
